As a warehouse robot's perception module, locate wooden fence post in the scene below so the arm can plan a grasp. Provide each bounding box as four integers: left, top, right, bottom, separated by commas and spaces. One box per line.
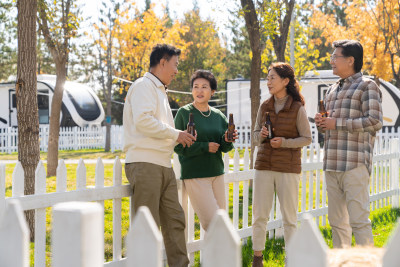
113, 157, 122, 261
202, 209, 241, 267
0, 200, 29, 267
390, 139, 399, 208
383, 219, 400, 267
126, 206, 163, 267
52, 201, 104, 267
0, 164, 5, 219
34, 161, 46, 267
287, 214, 328, 267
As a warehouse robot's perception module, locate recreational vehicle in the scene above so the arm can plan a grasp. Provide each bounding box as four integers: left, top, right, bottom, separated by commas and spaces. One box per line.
226, 70, 400, 128
0, 75, 105, 127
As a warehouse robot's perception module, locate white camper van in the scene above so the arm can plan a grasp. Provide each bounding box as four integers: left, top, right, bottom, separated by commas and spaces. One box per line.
0, 75, 105, 127
226, 78, 270, 126
226, 70, 400, 127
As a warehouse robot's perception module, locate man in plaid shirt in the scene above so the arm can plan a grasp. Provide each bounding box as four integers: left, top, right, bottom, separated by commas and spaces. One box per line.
314, 40, 383, 248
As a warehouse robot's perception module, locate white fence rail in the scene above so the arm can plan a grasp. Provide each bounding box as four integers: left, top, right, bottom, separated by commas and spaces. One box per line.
0, 139, 399, 266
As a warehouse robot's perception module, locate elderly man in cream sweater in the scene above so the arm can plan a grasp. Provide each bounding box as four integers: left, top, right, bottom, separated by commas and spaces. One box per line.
123, 44, 195, 267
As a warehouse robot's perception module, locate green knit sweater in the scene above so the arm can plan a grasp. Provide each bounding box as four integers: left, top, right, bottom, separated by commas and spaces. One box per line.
174, 103, 234, 179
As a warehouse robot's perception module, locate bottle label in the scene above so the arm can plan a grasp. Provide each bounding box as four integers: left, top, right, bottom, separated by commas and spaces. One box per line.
227, 124, 235, 141
187, 126, 195, 136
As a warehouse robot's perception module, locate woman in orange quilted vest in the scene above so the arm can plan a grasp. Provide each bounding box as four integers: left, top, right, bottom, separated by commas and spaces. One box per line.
251, 62, 312, 267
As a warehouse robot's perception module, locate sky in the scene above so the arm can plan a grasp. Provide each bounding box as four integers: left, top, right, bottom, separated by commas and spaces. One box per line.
80, 0, 239, 43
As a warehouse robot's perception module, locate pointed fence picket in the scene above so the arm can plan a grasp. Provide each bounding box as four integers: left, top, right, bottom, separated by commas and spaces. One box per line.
287, 214, 328, 267
0, 138, 398, 266
202, 210, 241, 267
126, 206, 163, 267
34, 162, 46, 267
52, 201, 104, 267
287, 214, 400, 267
382, 219, 400, 267
0, 200, 29, 267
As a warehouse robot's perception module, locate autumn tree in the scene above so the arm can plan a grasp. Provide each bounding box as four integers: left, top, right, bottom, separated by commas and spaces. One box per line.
226, 23, 252, 80
171, 9, 227, 109
94, 0, 122, 151
17, 0, 40, 241
270, 0, 295, 62
282, 4, 327, 78
239, 0, 296, 165
112, 2, 188, 122
38, 0, 80, 176
239, 0, 267, 165
311, 0, 400, 86
116, 3, 188, 82
37, 32, 55, 74
0, 0, 17, 82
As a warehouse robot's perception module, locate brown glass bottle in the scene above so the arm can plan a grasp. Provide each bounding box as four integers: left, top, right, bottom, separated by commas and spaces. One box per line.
187, 113, 195, 136
227, 113, 235, 141
318, 100, 328, 118
262, 112, 274, 143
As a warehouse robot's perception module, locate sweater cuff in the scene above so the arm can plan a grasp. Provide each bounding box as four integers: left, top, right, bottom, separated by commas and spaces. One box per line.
171, 128, 180, 143
280, 137, 287, 148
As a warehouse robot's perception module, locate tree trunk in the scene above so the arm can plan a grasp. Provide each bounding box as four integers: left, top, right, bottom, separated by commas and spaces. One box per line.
105, 98, 112, 152
104, 26, 113, 152
249, 49, 262, 167
272, 0, 295, 62
17, 0, 40, 242
46, 65, 66, 176
240, 0, 262, 168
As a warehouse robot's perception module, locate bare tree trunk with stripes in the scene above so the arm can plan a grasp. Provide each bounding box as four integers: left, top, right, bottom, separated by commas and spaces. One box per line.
17, 0, 40, 241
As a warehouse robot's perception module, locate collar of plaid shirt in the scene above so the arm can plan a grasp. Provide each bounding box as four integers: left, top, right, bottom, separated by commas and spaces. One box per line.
338, 72, 362, 88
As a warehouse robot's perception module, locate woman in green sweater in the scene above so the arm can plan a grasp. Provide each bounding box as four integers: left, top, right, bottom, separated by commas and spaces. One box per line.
174, 70, 237, 231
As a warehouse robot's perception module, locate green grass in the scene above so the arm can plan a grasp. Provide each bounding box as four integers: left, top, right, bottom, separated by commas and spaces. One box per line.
0, 148, 125, 160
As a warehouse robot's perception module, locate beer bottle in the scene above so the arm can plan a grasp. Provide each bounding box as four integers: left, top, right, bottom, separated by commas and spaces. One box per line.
227, 113, 235, 141
187, 113, 195, 136
263, 112, 274, 142
318, 100, 328, 118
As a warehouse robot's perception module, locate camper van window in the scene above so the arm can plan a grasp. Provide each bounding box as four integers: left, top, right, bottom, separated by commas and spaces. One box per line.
37, 90, 49, 124
64, 82, 101, 121
12, 94, 16, 108
65, 84, 97, 111
38, 92, 49, 109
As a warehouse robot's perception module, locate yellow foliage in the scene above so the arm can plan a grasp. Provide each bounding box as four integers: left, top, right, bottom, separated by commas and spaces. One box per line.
310, 0, 400, 81
115, 1, 189, 84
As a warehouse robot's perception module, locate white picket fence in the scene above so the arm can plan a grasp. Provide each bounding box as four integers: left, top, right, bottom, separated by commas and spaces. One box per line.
0, 139, 399, 266
0, 125, 124, 153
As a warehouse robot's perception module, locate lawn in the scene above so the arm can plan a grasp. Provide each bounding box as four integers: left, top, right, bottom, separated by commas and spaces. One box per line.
0, 148, 125, 160
1, 149, 399, 266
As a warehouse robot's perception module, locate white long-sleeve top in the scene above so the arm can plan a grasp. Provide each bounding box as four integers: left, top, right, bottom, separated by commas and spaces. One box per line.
123, 72, 179, 168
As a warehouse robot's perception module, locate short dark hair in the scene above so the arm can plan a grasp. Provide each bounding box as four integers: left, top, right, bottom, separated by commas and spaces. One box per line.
190, 70, 217, 90
332, 40, 363, 73
149, 44, 181, 68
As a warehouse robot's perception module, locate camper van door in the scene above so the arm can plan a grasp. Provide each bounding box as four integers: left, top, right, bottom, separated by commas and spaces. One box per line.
9, 90, 17, 127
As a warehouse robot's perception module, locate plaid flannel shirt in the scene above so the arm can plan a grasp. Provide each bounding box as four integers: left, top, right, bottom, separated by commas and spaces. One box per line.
321, 72, 383, 174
